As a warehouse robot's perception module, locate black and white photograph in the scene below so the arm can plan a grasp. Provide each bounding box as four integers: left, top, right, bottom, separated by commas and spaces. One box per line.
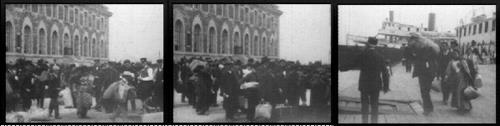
173, 4, 331, 122
338, 5, 496, 123
5, 4, 164, 122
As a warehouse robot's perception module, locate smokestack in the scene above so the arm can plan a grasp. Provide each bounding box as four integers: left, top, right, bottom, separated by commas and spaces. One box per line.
428, 13, 436, 31
389, 10, 394, 22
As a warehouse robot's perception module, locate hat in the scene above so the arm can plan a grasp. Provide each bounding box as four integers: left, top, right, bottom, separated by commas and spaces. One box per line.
368, 37, 378, 45
140, 58, 147, 62
124, 59, 131, 64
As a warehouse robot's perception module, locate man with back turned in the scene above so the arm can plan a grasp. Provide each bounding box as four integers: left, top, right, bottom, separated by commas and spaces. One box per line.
340, 37, 390, 123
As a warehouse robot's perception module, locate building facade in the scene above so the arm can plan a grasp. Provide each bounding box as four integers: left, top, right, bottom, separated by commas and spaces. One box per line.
5, 4, 112, 64
173, 4, 282, 62
455, 13, 496, 46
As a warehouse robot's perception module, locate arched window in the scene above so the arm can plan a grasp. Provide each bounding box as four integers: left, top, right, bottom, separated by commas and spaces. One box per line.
46, 4, 52, 17
221, 30, 228, 54
235, 5, 239, 21
250, 11, 254, 25
202, 4, 208, 12
97, 17, 100, 30
174, 20, 183, 51
51, 31, 58, 55
208, 27, 216, 53
254, 36, 258, 56
210, 5, 215, 14
64, 33, 70, 55
234, 32, 240, 54
245, 8, 249, 23
80, 12, 83, 26
262, 37, 266, 56
52, 5, 57, 18
23, 26, 31, 54
84, 37, 88, 56
100, 40, 104, 57
91, 15, 95, 28
216, 5, 222, 16
70, 9, 74, 23
84, 12, 88, 27
74, 35, 79, 56
39, 29, 46, 54
244, 34, 249, 55
6, 22, 13, 52
64, 5, 68, 22
193, 24, 202, 52
240, 8, 245, 22
222, 5, 227, 17
92, 38, 96, 57
32, 5, 38, 13
229, 5, 234, 19
263, 14, 266, 28
58, 5, 63, 20
75, 9, 78, 25
32, 31, 38, 54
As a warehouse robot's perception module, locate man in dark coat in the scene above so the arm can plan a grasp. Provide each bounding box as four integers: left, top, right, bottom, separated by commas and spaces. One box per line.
285, 66, 300, 106
220, 61, 242, 121
47, 67, 62, 119
257, 60, 281, 108
340, 37, 390, 123
209, 63, 222, 107
192, 65, 212, 115
439, 42, 453, 105
408, 35, 440, 116
403, 44, 414, 73
180, 61, 195, 105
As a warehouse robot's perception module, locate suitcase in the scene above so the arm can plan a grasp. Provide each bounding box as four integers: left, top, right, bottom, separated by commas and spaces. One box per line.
273, 104, 298, 119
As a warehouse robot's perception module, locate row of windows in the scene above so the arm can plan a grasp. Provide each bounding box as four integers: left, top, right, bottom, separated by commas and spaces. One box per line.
457, 19, 496, 38
5, 21, 108, 58
188, 4, 278, 31
173, 20, 278, 56
382, 23, 425, 32
16, 4, 108, 32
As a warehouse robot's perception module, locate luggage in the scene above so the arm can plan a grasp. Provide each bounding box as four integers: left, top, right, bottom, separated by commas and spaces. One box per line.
474, 74, 483, 88
255, 102, 272, 119
273, 104, 298, 119
103, 81, 120, 100
463, 86, 480, 100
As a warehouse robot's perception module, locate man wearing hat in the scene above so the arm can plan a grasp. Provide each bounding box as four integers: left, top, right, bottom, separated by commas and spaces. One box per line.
340, 37, 390, 123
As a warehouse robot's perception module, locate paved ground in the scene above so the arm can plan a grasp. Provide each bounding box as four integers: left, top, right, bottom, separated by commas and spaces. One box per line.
7, 97, 163, 123
338, 63, 496, 123
173, 88, 331, 123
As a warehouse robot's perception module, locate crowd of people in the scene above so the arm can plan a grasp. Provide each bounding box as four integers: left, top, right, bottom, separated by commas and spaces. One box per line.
174, 56, 331, 121
403, 39, 492, 114
6, 57, 163, 120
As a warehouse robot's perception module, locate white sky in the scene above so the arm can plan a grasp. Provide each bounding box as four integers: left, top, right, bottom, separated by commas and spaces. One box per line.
278, 4, 331, 64
338, 5, 496, 45
106, 4, 163, 62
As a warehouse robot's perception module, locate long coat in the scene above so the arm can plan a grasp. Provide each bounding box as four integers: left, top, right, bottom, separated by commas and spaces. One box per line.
220, 66, 242, 96
342, 47, 390, 93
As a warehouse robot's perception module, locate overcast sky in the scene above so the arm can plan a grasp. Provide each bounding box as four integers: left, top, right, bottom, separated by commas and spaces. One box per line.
279, 4, 331, 64
106, 4, 163, 62
338, 5, 496, 45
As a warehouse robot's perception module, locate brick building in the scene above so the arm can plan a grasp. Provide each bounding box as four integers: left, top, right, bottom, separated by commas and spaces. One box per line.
5, 4, 112, 64
173, 4, 282, 62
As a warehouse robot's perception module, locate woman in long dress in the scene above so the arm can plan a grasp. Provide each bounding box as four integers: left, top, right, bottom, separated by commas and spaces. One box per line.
445, 50, 478, 114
